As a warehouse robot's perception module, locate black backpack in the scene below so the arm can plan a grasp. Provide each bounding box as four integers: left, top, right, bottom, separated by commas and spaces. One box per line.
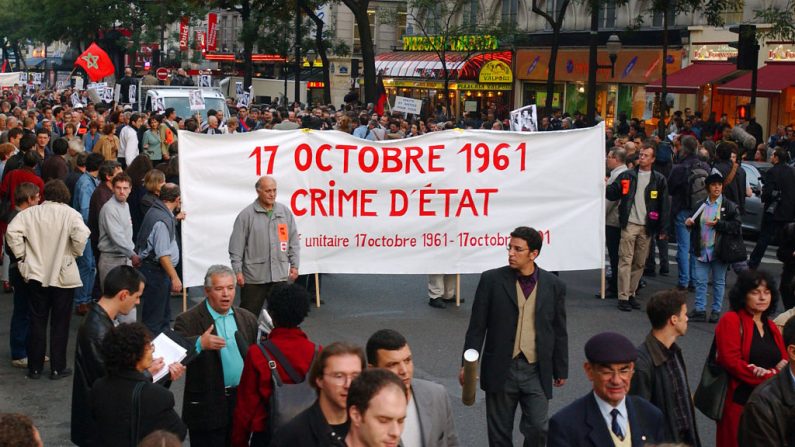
686, 162, 709, 209
258, 340, 318, 437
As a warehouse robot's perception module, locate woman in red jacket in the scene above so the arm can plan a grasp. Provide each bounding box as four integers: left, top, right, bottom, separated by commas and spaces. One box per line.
231, 283, 318, 447
715, 269, 788, 447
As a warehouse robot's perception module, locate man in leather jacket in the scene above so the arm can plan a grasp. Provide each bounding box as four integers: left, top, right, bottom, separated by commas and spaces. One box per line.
71, 266, 184, 446
738, 317, 795, 446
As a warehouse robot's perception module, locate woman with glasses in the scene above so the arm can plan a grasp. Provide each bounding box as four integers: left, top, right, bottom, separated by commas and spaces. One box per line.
231, 283, 318, 447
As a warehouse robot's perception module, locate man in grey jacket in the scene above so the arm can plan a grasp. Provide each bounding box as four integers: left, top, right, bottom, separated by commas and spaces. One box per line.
229, 176, 299, 316
366, 329, 459, 447
98, 173, 140, 323
603, 148, 627, 298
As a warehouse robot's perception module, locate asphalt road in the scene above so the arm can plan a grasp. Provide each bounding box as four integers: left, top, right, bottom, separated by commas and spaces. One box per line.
0, 239, 784, 446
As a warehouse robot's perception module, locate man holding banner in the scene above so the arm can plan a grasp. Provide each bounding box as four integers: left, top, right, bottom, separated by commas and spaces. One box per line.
229, 176, 299, 316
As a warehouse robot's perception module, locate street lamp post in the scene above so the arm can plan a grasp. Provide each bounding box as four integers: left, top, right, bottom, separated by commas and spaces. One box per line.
305, 49, 317, 106
586, 31, 622, 125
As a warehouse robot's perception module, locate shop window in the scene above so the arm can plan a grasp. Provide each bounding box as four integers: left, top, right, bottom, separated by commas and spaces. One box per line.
353, 9, 376, 55
543, 0, 566, 30
502, 0, 518, 26
599, 0, 617, 29
651, 2, 676, 27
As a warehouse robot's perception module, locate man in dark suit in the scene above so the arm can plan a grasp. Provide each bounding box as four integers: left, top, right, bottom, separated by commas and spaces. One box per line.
174, 265, 258, 447
548, 332, 664, 447
367, 329, 459, 447
461, 226, 568, 446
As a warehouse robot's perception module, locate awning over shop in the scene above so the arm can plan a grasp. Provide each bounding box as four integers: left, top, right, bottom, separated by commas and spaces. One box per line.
718, 62, 795, 97
375, 51, 511, 79
646, 61, 736, 94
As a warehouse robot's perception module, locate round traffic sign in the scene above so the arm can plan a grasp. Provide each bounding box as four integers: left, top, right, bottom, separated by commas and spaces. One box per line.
156, 67, 169, 81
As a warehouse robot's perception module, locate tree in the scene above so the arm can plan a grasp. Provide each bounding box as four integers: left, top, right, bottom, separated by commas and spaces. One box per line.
340, 0, 377, 104
530, 0, 572, 115
755, 1, 795, 42
301, 1, 339, 104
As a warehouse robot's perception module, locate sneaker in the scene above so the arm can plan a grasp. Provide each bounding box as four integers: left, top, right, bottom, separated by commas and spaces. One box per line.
50, 368, 73, 380
11, 358, 27, 368
617, 300, 633, 312
27, 370, 41, 380
428, 298, 446, 309
629, 296, 642, 310
688, 310, 707, 322
708, 312, 721, 324
442, 296, 464, 304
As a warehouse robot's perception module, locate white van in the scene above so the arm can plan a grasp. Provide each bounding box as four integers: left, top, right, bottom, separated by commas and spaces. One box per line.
141, 87, 230, 122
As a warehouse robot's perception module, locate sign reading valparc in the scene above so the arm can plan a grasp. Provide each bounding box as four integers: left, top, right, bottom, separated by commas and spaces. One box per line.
478, 60, 513, 83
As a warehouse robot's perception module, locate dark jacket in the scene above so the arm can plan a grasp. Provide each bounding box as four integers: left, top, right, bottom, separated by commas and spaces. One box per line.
89, 369, 187, 447
71, 303, 114, 447
606, 167, 669, 234
135, 197, 176, 264
762, 162, 795, 223
630, 333, 701, 446
667, 155, 709, 214
463, 266, 567, 398
738, 368, 795, 447
173, 301, 258, 432
713, 159, 747, 214
548, 393, 665, 447
688, 195, 742, 260
270, 401, 347, 447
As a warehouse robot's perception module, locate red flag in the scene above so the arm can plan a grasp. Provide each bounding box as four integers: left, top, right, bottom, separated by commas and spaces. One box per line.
75, 43, 115, 82
374, 75, 387, 115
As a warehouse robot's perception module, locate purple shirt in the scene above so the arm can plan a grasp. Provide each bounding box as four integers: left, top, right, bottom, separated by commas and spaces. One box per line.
516, 265, 539, 298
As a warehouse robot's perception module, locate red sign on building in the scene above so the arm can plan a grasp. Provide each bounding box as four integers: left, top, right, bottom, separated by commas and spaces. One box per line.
206, 13, 218, 52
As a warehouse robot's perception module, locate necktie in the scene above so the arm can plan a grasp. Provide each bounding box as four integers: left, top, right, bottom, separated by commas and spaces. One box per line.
610, 408, 624, 441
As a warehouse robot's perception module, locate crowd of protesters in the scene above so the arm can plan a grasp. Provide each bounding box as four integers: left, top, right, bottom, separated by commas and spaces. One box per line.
0, 75, 794, 447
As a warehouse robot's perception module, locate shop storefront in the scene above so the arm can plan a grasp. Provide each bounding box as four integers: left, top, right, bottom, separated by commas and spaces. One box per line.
374, 36, 513, 119
515, 48, 682, 127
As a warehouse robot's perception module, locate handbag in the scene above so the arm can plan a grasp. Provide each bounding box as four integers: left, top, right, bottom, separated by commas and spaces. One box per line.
716, 231, 747, 263
129, 381, 146, 447
258, 341, 318, 437
694, 324, 743, 421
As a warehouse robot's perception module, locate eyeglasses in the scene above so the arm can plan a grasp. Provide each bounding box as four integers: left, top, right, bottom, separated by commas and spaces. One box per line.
594, 367, 634, 380
506, 245, 529, 253
324, 372, 360, 384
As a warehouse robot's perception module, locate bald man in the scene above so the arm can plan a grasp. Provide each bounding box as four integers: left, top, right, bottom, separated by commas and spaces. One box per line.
229, 176, 300, 315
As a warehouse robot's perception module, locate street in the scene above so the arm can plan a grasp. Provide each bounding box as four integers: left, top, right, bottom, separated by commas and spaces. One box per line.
0, 239, 784, 446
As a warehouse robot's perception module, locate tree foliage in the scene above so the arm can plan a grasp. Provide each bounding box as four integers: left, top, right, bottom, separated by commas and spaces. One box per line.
755, 0, 795, 42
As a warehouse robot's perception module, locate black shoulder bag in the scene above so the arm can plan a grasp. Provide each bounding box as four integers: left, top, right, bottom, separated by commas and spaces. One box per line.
130, 381, 146, 447
258, 341, 319, 436
693, 322, 743, 421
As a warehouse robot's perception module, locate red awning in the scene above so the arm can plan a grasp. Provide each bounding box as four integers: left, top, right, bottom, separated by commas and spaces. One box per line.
718, 62, 795, 97
646, 61, 737, 94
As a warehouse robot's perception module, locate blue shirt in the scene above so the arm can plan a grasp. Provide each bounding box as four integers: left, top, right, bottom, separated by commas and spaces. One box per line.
73, 172, 99, 223
352, 125, 368, 139
139, 221, 180, 265
594, 392, 628, 439
195, 300, 244, 387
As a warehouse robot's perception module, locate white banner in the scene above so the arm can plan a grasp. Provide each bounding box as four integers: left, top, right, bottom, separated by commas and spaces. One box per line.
179, 124, 606, 287
0, 72, 23, 87
393, 96, 422, 115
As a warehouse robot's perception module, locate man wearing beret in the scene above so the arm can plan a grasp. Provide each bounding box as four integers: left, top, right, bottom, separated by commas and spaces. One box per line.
548, 332, 664, 447
461, 226, 568, 446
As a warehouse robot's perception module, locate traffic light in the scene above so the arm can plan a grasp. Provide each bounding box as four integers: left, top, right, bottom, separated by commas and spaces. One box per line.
728, 24, 758, 70
351, 58, 360, 78
736, 104, 750, 120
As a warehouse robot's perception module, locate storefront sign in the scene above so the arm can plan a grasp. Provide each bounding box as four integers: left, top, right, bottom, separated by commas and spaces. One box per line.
768, 44, 795, 62
478, 60, 513, 83
402, 35, 498, 52
516, 49, 681, 84
388, 79, 513, 91
179, 125, 606, 285
692, 44, 737, 61
456, 82, 512, 91
307, 81, 325, 88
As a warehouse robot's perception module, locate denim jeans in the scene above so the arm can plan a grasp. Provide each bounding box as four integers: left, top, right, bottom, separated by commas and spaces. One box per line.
675, 210, 695, 287
74, 244, 96, 305
694, 258, 729, 314
140, 263, 172, 335
9, 267, 29, 360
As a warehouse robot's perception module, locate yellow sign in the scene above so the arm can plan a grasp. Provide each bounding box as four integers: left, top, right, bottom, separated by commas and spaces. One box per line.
402, 35, 498, 52
478, 60, 513, 83
456, 82, 512, 91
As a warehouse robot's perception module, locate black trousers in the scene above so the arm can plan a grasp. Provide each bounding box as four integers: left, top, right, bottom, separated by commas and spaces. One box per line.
239, 282, 281, 316
27, 281, 74, 373
749, 217, 781, 268
606, 225, 621, 292
781, 262, 795, 310
189, 389, 236, 447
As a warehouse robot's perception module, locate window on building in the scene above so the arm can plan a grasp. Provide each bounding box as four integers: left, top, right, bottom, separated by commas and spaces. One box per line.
720, 0, 744, 24
502, 0, 518, 25
651, 2, 676, 27
353, 9, 376, 55
599, 0, 617, 28
462, 0, 480, 29
544, 0, 565, 30
395, 5, 407, 45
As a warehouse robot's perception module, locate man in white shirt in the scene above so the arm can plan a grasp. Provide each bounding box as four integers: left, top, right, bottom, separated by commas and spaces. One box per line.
119, 113, 142, 169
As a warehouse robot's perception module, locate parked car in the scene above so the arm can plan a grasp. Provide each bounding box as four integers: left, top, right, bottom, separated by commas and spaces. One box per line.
741, 161, 772, 234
